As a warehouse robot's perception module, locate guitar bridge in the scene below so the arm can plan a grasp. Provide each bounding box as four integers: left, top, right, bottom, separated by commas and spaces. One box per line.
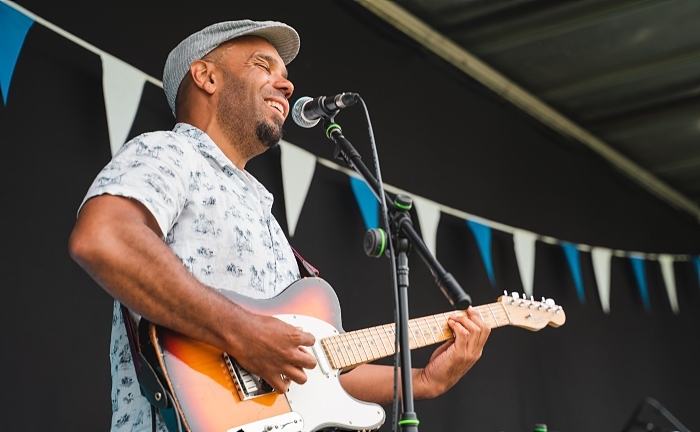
223, 353, 274, 400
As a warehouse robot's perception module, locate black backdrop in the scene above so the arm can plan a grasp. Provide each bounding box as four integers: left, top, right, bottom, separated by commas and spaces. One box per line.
1, 0, 700, 431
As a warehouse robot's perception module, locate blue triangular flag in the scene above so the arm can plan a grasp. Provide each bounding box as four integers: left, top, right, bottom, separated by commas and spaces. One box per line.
562, 243, 585, 305
467, 220, 495, 286
0, 2, 34, 104
350, 177, 378, 230
630, 256, 650, 312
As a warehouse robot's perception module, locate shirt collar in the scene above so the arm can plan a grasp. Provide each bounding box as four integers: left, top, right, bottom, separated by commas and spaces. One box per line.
173, 122, 275, 209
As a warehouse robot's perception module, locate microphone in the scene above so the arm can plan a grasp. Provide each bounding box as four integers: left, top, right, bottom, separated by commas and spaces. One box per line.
291, 93, 358, 128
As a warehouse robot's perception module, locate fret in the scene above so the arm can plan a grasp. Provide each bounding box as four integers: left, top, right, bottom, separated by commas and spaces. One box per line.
342, 333, 361, 366
346, 331, 361, 363
331, 339, 344, 368
423, 319, 436, 345
360, 328, 379, 361
369, 328, 383, 360
431, 314, 447, 342
499, 302, 512, 326
407, 321, 420, 349
474, 306, 486, 324
354, 330, 371, 363
383, 324, 395, 347
345, 332, 361, 363
332, 334, 346, 368
370, 326, 387, 358
487, 303, 499, 328
337, 333, 357, 366
379, 325, 394, 356
374, 327, 394, 356
441, 312, 453, 340
413, 320, 426, 347
335, 334, 350, 369
485, 303, 498, 328
423, 316, 438, 344
325, 334, 345, 369
320, 340, 334, 369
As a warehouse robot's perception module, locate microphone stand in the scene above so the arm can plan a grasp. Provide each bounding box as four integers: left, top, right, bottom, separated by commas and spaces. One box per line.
321, 120, 472, 432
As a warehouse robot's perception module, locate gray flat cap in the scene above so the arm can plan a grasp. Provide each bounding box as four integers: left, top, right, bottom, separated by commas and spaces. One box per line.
162, 20, 300, 116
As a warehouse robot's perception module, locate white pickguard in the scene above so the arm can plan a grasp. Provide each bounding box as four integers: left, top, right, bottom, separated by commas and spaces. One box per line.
276, 314, 386, 432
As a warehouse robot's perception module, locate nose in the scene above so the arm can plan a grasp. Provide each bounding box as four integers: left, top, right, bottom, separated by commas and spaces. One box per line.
275, 74, 294, 100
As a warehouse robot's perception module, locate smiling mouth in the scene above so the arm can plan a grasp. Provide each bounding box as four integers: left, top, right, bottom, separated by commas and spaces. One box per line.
265, 100, 286, 117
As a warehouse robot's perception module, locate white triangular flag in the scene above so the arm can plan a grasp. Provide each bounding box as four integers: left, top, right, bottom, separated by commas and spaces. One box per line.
658, 254, 679, 314
412, 196, 440, 258
101, 53, 146, 155
591, 247, 612, 314
279, 140, 316, 237
513, 230, 537, 297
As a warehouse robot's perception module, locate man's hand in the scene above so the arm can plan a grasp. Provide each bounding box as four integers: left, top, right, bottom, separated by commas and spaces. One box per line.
418, 307, 491, 398
229, 313, 317, 394
339, 306, 490, 404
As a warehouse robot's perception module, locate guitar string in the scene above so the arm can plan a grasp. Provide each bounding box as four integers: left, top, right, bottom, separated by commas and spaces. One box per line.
323, 302, 525, 369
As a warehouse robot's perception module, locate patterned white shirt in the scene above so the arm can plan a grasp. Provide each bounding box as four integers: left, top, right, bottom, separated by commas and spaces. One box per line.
80, 123, 300, 431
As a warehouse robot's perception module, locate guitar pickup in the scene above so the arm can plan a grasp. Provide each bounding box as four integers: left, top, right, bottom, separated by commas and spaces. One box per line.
225, 412, 304, 432
223, 353, 274, 400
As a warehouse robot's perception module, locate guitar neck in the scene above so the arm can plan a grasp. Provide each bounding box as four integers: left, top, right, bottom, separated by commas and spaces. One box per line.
320, 302, 509, 370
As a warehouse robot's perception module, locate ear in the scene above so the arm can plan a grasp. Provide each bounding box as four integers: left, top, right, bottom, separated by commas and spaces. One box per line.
189, 59, 218, 95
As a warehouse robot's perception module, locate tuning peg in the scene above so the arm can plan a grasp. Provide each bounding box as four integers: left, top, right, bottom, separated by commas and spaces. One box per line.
545, 298, 555, 306
511, 292, 520, 299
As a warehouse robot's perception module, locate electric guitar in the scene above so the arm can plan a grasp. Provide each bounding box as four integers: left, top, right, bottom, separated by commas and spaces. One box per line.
141, 277, 565, 432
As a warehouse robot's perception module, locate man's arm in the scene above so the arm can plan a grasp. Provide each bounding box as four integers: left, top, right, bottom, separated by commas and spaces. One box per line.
68, 194, 316, 393
339, 309, 490, 405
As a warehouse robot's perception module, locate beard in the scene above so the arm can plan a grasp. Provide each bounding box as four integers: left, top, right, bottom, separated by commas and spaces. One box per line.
256, 118, 283, 149
216, 69, 284, 160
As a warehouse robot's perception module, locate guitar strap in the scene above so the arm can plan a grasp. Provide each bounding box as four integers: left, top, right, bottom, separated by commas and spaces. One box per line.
120, 305, 181, 432
291, 246, 320, 277
119, 246, 319, 432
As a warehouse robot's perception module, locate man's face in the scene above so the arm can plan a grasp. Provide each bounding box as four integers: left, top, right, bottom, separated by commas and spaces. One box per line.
209, 36, 294, 157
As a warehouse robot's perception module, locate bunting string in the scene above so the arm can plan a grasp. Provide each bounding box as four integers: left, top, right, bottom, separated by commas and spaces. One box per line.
2, 0, 699, 315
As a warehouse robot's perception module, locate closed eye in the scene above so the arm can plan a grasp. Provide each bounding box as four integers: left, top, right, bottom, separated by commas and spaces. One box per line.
256, 62, 271, 73
253, 52, 288, 79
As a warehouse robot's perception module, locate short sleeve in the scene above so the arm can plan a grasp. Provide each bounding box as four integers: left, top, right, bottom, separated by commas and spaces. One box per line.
79, 131, 191, 238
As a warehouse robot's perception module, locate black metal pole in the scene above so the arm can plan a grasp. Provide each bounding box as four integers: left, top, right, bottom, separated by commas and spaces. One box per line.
325, 123, 471, 309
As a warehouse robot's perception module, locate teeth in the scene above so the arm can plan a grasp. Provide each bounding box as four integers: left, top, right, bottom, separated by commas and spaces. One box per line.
266, 100, 284, 115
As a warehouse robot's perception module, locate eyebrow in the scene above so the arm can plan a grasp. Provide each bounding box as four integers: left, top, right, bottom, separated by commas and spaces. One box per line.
256, 52, 288, 79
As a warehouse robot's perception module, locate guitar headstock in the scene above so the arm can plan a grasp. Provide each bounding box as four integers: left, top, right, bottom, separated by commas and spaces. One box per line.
497, 292, 566, 331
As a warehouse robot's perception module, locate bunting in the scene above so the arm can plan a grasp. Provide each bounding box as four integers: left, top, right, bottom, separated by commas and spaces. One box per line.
467, 220, 495, 287
412, 196, 440, 258
350, 176, 379, 230
591, 247, 612, 314
2, 0, 700, 316
279, 140, 316, 237
0, 1, 33, 104
101, 53, 147, 155
658, 254, 679, 314
513, 230, 537, 298
630, 256, 651, 312
562, 243, 585, 304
